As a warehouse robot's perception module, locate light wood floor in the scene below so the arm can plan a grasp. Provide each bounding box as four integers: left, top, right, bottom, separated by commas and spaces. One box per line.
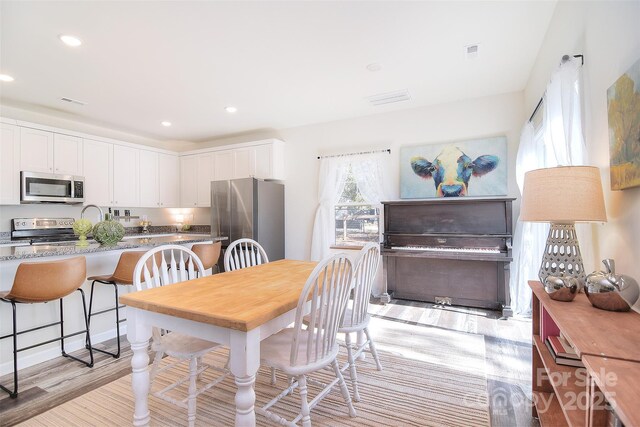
0, 300, 537, 427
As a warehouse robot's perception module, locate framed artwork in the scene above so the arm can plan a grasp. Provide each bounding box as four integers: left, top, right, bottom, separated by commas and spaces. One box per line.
607, 57, 640, 191
400, 136, 507, 198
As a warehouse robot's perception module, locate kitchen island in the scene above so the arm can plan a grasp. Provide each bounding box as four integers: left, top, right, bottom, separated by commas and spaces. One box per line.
0, 233, 226, 377
0, 233, 225, 261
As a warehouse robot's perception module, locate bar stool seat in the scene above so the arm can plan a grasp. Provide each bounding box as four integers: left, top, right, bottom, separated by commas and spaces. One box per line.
190, 242, 222, 274
86, 250, 147, 358
0, 256, 94, 398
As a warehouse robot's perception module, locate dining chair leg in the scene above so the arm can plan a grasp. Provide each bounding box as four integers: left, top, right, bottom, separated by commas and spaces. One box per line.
270, 367, 277, 385
196, 356, 203, 381
364, 327, 382, 371
149, 350, 164, 383
333, 360, 357, 417
187, 357, 197, 427
344, 332, 361, 402
0, 300, 19, 398
298, 375, 312, 427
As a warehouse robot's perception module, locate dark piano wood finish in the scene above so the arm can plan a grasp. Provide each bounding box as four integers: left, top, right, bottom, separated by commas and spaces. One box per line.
381, 197, 514, 317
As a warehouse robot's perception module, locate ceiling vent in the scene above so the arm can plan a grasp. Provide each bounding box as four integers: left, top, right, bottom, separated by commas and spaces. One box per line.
61, 97, 87, 106
465, 44, 480, 60
367, 89, 411, 106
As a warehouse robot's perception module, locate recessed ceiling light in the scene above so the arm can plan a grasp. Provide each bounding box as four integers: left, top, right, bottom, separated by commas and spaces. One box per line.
161, 121, 172, 127
0, 74, 15, 82
366, 63, 382, 72
225, 106, 238, 113
59, 34, 82, 47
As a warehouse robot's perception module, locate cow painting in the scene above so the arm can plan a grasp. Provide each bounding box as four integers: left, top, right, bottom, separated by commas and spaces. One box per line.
410, 146, 499, 197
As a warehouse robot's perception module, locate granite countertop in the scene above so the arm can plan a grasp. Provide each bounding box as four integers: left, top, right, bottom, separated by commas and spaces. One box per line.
0, 233, 227, 261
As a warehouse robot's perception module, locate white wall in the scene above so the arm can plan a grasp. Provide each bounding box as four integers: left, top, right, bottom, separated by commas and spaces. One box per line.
276, 91, 524, 261
524, 1, 640, 283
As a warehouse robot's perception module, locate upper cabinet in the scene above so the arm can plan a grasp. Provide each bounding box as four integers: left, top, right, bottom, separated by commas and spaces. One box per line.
53, 134, 83, 175
0, 124, 20, 205
139, 151, 180, 208
180, 153, 213, 207
82, 139, 112, 206
211, 140, 285, 181
19, 127, 54, 173
112, 145, 139, 207
19, 128, 83, 176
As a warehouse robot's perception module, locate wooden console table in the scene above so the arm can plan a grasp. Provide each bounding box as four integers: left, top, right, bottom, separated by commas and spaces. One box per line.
530, 280, 640, 427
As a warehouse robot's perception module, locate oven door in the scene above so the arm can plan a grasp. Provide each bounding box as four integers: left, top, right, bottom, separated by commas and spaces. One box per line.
20, 171, 81, 203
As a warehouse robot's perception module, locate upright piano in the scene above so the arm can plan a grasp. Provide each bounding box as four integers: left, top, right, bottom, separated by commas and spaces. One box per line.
381, 197, 514, 317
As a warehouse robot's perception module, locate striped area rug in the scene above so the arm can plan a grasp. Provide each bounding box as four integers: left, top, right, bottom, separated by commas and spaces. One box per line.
20, 317, 490, 426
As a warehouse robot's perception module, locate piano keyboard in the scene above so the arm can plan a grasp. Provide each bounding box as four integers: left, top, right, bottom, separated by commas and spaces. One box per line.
390, 246, 501, 254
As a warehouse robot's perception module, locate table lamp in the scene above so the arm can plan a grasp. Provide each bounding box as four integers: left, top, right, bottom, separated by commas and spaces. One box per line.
520, 166, 607, 283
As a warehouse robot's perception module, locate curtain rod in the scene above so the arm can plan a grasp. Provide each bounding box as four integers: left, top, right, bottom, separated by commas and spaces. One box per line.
528, 54, 584, 123
317, 148, 391, 160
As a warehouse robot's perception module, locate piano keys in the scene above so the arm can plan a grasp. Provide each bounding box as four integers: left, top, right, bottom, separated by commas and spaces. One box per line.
381, 197, 514, 317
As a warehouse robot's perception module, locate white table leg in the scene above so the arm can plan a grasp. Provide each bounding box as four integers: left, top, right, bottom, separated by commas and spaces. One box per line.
127, 309, 153, 427
230, 329, 260, 427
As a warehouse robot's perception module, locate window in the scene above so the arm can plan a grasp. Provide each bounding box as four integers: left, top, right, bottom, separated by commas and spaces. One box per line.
334, 165, 380, 247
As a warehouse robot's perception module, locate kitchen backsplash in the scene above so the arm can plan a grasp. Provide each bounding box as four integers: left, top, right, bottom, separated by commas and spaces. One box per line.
0, 205, 212, 233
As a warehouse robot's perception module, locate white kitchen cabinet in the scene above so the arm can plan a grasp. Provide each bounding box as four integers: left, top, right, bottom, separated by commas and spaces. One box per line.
213, 150, 234, 181
255, 141, 285, 180
180, 153, 213, 207
53, 134, 83, 175
0, 124, 20, 205
233, 148, 252, 179
112, 145, 139, 206
196, 153, 213, 207
158, 153, 180, 207
20, 128, 84, 177
82, 139, 113, 206
140, 151, 179, 208
19, 127, 54, 173
180, 155, 198, 207
139, 150, 158, 208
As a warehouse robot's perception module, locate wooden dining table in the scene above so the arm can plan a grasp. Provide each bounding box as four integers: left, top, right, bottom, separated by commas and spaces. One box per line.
120, 259, 318, 427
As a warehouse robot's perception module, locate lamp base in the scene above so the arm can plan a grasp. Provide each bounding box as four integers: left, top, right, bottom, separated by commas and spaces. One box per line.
539, 223, 586, 284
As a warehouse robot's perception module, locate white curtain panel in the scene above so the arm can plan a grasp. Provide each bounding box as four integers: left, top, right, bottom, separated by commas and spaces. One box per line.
351, 152, 388, 206
510, 122, 550, 316
510, 56, 588, 316
310, 157, 349, 261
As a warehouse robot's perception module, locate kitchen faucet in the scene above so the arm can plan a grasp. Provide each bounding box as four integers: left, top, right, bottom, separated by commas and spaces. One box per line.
81, 204, 104, 222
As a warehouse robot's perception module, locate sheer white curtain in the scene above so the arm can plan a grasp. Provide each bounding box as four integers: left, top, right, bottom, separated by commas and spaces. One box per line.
510, 56, 587, 316
310, 157, 349, 261
310, 152, 388, 261
351, 152, 388, 209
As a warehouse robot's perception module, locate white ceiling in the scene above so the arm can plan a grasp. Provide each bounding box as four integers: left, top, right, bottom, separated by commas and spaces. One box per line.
0, 1, 557, 143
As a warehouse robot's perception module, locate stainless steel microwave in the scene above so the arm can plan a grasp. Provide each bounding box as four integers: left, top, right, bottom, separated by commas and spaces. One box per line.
20, 171, 85, 204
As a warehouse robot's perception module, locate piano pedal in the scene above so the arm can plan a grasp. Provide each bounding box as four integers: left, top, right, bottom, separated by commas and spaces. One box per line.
434, 296, 452, 306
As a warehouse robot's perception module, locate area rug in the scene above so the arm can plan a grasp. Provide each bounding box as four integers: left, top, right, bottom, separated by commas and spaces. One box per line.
19, 318, 490, 426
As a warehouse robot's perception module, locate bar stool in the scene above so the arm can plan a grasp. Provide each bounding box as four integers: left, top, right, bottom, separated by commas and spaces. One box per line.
190, 241, 222, 275
86, 250, 147, 358
0, 256, 94, 398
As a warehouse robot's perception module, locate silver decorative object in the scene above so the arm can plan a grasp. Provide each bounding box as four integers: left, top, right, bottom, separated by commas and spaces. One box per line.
538, 224, 586, 284
585, 259, 640, 312
544, 275, 581, 302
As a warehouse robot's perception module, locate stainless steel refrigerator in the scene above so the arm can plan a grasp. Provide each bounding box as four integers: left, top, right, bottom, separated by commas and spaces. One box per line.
211, 178, 285, 264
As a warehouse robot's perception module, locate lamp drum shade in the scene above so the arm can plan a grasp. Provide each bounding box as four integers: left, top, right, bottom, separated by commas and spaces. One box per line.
520, 166, 607, 223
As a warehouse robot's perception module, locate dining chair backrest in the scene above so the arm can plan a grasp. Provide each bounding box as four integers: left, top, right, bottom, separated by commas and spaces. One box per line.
224, 238, 269, 271
344, 243, 380, 327
133, 245, 206, 291
291, 253, 353, 367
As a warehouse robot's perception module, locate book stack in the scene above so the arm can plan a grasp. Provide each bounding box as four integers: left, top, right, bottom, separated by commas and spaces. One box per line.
545, 335, 584, 368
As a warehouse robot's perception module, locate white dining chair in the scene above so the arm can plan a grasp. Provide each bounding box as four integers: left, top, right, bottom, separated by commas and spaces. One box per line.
133, 244, 228, 427
339, 242, 383, 402
223, 238, 269, 271
257, 253, 356, 427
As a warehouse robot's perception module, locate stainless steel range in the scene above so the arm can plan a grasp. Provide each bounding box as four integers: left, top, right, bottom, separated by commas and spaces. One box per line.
11, 218, 79, 244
